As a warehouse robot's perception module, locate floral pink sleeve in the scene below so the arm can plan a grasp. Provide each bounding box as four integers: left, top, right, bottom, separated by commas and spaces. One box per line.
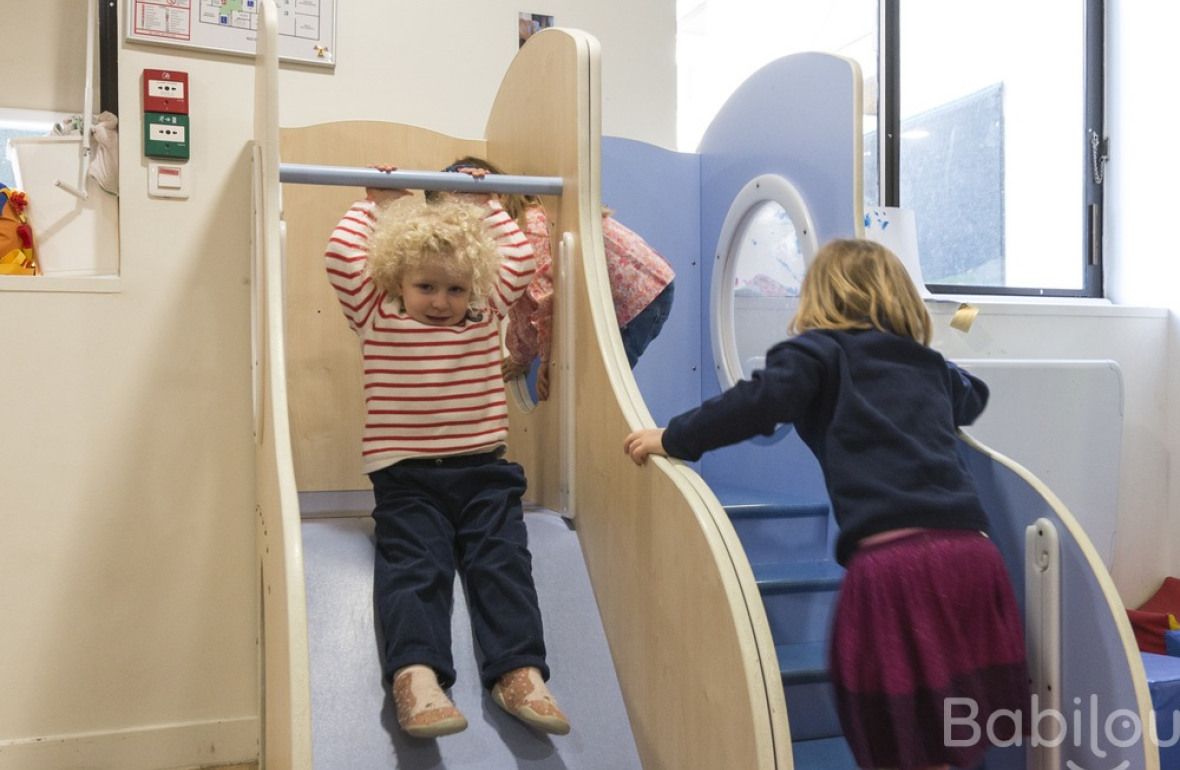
602, 215, 675, 327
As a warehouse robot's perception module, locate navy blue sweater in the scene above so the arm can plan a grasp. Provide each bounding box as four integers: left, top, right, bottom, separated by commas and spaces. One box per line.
662, 328, 991, 565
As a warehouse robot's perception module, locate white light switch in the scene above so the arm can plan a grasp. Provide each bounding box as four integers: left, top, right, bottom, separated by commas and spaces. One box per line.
149, 162, 190, 199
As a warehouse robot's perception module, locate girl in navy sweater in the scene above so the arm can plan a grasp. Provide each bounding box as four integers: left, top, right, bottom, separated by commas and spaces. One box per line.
624, 238, 1028, 770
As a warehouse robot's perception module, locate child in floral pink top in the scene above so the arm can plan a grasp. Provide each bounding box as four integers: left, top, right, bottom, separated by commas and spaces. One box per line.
436, 157, 676, 401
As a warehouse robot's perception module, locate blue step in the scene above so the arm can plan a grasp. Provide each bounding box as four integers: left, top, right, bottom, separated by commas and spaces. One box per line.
777, 641, 842, 741
724, 501, 830, 519
725, 500, 831, 563
791, 736, 857, 769
707, 484, 850, 753
777, 641, 827, 685
754, 560, 843, 647
708, 482, 825, 508
754, 559, 844, 593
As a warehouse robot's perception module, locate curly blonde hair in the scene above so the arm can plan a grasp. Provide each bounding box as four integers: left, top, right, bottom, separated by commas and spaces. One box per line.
367, 196, 501, 307
789, 238, 932, 345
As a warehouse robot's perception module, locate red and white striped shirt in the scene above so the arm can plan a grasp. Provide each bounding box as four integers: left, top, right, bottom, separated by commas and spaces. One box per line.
324, 199, 536, 473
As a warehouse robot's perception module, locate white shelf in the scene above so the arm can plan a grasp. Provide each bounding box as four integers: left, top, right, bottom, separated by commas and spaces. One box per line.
0, 274, 122, 293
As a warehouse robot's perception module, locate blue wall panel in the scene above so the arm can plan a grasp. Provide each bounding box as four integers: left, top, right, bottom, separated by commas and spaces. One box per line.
694, 53, 863, 502
601, 136, 703, 428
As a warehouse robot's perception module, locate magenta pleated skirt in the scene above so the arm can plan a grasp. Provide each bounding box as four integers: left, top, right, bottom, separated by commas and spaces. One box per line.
829, 529, 1030, 770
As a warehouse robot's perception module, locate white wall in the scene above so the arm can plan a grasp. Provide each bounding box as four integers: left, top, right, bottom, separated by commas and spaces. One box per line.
1, 2, 90, 113
277, 1, 677, 145
929, 302, 1170, 604
1106, 0, 1180, 603
0, 45, 261, 770
0, 1, 674, 766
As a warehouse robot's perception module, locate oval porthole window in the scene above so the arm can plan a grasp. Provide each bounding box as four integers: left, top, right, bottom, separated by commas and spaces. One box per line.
711, 174, 818, 391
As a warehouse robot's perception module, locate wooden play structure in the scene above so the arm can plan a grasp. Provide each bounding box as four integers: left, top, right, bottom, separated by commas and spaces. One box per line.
252, 3, 786, 766
250, 1, 1159, 767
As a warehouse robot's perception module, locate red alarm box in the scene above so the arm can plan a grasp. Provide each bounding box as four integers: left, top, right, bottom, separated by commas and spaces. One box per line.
142, 69, 189, 114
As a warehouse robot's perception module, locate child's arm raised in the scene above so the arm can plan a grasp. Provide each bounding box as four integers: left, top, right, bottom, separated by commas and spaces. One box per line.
323, 165, 410, 333
503, 214, 552, 365
482, 200, 537, 318
324, 199, 383, 333
503, 208, 554, 397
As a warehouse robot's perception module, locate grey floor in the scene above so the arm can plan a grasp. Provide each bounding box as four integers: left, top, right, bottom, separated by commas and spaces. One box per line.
302, 509, 642, 770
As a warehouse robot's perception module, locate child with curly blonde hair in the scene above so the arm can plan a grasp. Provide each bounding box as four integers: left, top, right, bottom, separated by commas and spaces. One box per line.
324, 171, 570, 739
624, 239, 1028, 770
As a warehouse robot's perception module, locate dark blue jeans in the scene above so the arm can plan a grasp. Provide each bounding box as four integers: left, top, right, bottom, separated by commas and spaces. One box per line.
620, 281, 675, 368
369, 452, 548, 689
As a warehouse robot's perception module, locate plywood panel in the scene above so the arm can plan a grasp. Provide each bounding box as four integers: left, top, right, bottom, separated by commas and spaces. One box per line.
487, 28, 789, 770
483, 31, 585, 512
253, 4, 311, 766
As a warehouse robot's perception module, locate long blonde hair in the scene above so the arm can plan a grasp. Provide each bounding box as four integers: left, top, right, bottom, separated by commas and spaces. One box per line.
789, 238, 931, 345
367, 196, 501, 307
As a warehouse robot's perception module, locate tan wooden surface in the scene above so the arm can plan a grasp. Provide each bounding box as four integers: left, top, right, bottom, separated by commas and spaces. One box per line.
487, 29, 790, 770
483, 32, 582, 512
254, 5, 312, 767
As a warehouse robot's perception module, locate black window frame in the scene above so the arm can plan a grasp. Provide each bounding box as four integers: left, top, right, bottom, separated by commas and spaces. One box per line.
100, 0, 119, 116
877, 0, 1106, 298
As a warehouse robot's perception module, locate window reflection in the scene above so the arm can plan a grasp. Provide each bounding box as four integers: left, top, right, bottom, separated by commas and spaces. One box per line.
731, 200, 805, 378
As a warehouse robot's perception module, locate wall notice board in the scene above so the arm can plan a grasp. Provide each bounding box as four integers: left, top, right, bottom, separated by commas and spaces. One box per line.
126, 0, 336, 67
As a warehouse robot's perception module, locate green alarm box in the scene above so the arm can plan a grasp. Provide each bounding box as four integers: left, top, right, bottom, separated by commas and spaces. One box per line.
144, 112, 190, 159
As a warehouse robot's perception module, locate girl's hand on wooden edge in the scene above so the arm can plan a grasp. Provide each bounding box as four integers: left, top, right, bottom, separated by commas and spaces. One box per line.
623, 428, 667, 466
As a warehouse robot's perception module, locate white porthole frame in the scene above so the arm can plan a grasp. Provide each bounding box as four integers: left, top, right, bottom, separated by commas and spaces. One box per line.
710, 174, 819, 390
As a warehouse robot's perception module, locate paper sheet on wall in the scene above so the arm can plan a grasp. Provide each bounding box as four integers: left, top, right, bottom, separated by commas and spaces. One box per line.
862, 206, 931, 299
126, 0, 336, 67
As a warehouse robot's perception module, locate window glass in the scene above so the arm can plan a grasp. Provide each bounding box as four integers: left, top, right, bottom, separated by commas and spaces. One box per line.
731, 201, 805, 377
732, 201, 806, 299
713, 176, 818, 386
896, 0, 1085, 290
676, 0, 878, 153
679, 0, 1096, 296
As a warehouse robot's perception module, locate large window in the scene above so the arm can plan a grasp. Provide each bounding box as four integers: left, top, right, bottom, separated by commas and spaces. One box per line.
677, 1, 1104, 297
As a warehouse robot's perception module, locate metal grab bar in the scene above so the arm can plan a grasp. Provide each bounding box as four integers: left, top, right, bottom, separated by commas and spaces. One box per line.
278, 163, 564, 196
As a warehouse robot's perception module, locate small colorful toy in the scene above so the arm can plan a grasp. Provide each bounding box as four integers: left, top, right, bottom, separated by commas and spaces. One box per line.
0, 187, 38, 275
